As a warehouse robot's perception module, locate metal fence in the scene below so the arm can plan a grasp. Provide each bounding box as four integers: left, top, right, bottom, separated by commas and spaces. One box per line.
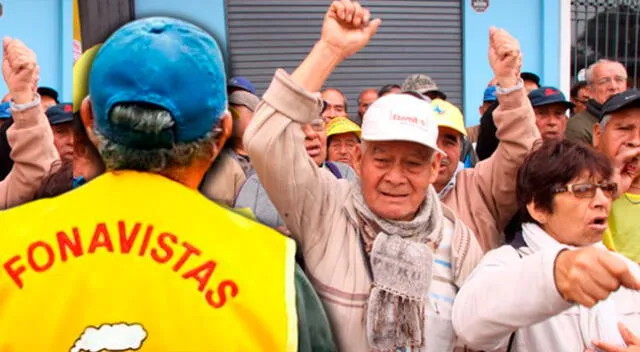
571, 0, 640, 87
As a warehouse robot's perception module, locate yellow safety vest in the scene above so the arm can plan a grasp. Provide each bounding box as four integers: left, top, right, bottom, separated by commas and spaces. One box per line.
0, 171, 298, 352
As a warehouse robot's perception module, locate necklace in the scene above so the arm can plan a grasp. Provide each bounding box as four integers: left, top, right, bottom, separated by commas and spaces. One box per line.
624, 193, 640, 205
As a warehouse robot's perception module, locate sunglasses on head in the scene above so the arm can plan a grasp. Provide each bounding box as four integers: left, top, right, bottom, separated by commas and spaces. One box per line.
552, 182, 618, 199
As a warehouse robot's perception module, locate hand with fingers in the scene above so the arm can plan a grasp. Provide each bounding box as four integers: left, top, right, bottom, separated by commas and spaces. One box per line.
488, 27, 522, 89
611, 144, 640, 197
554, 247, 640, 308
320, 0, 381, 60
590, 323, 640, 352
2, 37, 39, 104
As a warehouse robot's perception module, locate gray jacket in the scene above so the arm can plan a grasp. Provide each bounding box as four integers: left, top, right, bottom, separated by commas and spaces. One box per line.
234, 161, 356, 228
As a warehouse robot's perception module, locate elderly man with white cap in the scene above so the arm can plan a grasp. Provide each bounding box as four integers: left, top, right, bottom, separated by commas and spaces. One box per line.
245, 1, 483, 351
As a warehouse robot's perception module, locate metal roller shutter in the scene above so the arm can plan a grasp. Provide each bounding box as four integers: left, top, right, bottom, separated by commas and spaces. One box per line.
226, 0, 463, 114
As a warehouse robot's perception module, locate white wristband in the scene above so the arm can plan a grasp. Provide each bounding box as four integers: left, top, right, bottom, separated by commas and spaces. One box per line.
495, 79, 524, 95
10, 93, 41, 112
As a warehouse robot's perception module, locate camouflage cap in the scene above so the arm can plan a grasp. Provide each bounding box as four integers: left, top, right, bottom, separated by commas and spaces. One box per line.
401, 74, 447, 99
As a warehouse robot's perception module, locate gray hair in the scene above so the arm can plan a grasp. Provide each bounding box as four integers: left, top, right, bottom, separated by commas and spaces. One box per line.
600, 114, 612, 130
322, 87, 348, 112
95, 104, 219, 173
585, 59, 626, 84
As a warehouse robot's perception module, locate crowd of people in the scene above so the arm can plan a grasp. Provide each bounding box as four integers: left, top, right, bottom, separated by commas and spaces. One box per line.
0, 1, 639, 351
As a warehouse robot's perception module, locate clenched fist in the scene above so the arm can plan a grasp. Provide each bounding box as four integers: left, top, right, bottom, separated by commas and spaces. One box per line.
488, 27, 522, 89
320, 0, 381, 60
554, 247, 640, 308
2, 37, 39, 104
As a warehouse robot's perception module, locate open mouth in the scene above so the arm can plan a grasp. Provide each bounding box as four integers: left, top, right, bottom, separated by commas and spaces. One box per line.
589, 216, 608, 231
306, 145, 321, 157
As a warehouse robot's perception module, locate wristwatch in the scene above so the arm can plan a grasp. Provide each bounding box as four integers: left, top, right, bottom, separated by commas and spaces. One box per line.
10, 93, 41, 111
495, 79, 524, 95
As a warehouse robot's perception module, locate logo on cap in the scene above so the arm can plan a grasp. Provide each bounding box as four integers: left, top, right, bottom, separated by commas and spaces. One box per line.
544, 88, 557, 96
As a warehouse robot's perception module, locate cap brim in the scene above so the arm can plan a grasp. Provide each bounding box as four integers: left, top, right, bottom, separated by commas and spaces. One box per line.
601, 95, 640, 117
49, 117, 74, 125
361, 134, 445, 155
437, 121, 467, 136
532, 100, 576, 109
328, 129, 361, 139
421, 89, 447, 100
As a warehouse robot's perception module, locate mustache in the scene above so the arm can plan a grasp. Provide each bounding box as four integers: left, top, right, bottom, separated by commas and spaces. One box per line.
440, 157, 451, 166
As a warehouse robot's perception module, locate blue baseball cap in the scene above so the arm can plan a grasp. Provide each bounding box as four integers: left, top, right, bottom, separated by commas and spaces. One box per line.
0, 102, 11, 119
483, 86, 497, 102
528, 87, 575, 109
45, 103, 74, 125
228, 76, 256, 95
89, 17, 227, 147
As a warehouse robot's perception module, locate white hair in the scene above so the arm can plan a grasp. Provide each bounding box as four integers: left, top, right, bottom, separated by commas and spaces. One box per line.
95, 104, 219, 173
585, 59, 626, 84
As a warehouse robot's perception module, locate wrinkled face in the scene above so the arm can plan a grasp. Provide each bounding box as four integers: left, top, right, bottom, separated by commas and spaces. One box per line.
533, 103, 569, 140
572, 87, 589, 114
321, 90, 347, 121
302, 119, 328, 166
52, 122, 74, 162
360, 141, 441, 221
594, 108, 640, 173
41, 96, 57, 110
230, 105, 253, 140
358, 90, 378, 118
531, 173, 613, 246
327, 132, 360, 169
590, 62, 628, 104
434, 126, 462, 192
524, 80, 539, 93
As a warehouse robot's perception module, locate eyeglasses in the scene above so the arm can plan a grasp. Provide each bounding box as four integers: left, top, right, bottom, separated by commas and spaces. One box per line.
310, 118, 326, 132
593, 76, 627, 87
552, 182, 618, 199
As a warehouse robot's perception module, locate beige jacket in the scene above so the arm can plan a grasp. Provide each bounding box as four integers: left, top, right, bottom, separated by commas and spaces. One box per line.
199, 149, 246, 207
443, 88, 539, 251
245, 70, 484, 352
0, 101, 59, 210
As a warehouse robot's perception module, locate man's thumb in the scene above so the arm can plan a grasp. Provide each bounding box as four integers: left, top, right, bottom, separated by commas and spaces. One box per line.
365, 18, 382, 39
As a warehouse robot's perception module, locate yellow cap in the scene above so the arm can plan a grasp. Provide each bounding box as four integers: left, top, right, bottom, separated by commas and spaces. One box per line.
431, 99, 467, 136
72, 44, 102, 113
326, 116, 361, 138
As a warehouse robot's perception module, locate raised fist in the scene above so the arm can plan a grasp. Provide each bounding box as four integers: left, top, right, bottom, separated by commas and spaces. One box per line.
2, 37, 39, 103
320, 0, 381, 60
488, 27, 522, 89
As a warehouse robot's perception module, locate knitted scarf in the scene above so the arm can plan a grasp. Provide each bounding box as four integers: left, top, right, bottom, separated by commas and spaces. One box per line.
352, 183, 444, 351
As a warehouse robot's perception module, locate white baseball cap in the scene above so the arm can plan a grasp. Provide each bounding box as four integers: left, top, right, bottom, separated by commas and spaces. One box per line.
361, 93, 444, 154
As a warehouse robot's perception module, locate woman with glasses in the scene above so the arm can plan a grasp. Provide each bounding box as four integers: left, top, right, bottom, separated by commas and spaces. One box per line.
452, 139, 640, 352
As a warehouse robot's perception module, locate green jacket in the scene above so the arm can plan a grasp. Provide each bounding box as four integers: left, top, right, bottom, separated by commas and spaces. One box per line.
566, 109, 598, 145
